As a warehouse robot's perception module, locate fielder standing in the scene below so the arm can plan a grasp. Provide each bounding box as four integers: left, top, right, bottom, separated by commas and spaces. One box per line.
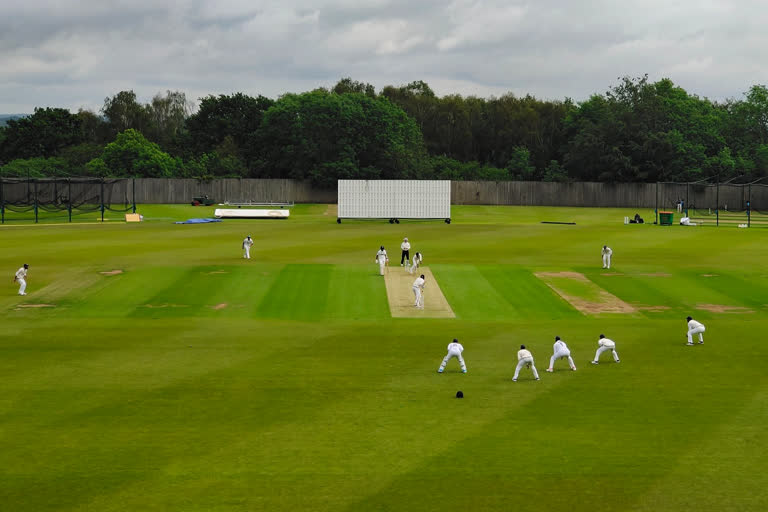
437, 338, 467, 373
400, 237, 411, 267
375, 246, 388, 276
513, 344, 540, 382
591, 334, 620, 364
14, 263, 29, 296
686, 316, 706, 345
546, 336, 576, 372
412, 274, 426, 308
601, 245, 613, 269
409, 252, 423, 274
242, 235, 254, 259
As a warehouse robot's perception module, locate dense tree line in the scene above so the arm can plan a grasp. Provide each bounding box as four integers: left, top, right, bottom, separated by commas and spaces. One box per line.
2, 76, 768, 184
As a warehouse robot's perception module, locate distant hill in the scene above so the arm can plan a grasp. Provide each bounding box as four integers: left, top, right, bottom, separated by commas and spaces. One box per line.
0, 114, 27, 127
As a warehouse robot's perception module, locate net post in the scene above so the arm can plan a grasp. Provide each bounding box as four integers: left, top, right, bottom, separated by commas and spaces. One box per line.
748, 183, 751, 228
100, 179, 105, 222
68, 178, 72, 222
685, 181, 689, 217
716, 176, 720, 227
0, 178, 4, 224
34, 178, 38, 223
132, 178, 136, 213
655, 182, 659, 225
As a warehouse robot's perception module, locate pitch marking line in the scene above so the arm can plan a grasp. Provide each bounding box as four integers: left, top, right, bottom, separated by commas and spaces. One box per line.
384, 266, 456, 318
535, 271, 636, 315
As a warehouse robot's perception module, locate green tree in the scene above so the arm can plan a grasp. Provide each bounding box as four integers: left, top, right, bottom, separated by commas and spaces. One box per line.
101, 91, 152, 138
332, 77, 376, 97
506, 146, 536, 179
93, 129, 181, 177
186, 93, 274, 168
0, 108, 84, 162
147, 90, 193, 149
1, 157, 70, 177
255, 90, 427, 186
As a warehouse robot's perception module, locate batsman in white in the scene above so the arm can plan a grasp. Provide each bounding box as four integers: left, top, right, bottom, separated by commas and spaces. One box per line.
408, 252, 423, 274
242, 235, 254, 259
546, 336, 576, 372
375, 246, 388, 276
686, 316, 706, 345
412, 274, 425, 308
400, 237, 411, 267
437, 338, 467, 373
591, 334, 620, 364
14, 263, 29, 296
601, 245, 613, 269
513, 344, 540, 382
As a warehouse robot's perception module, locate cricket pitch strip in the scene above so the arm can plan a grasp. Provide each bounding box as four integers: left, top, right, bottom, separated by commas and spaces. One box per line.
384, 266, 456, 318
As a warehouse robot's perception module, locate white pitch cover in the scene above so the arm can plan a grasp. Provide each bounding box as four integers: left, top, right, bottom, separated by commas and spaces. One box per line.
338, 180, 451, 219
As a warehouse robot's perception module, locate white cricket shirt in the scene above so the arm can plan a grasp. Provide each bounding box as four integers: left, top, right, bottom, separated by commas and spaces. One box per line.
688, 319, 705, 330
15, 267, 27, 280
447, 342, 464, 353
413, 277, 425, 288
401, 242, 411, 251
598, 338, 616, 348
517, 349, 533, 360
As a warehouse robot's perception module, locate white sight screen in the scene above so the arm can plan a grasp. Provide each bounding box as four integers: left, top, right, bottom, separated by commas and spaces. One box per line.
338, 180, 451, 219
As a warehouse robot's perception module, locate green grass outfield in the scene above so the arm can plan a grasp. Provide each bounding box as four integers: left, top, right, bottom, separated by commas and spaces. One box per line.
1, 204, 767, 511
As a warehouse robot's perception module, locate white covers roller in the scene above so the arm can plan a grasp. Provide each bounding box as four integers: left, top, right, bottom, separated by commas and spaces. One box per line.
338, 180, 450, 220
214, 209, 289, 218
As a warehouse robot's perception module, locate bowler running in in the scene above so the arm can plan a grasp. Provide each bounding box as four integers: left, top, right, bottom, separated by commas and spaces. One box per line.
408, 252, 423, 274
601, 245, 613, 269
375, 246, 388, 276
242, 235, 254, 259
14, 263, 29, 296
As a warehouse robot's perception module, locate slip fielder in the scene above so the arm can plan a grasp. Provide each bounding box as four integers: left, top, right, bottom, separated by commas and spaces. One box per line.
686, 316, 706, 345
591, 334, 620, 364
513, 345, 540, 382
546, 336, 576, 372
437, 338, 467, 373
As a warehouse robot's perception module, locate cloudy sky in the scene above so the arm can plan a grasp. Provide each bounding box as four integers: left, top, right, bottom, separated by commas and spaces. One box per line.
1, 0, 767, 113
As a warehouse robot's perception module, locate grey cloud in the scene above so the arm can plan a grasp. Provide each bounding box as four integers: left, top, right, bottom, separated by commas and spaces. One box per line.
1, 0, 768, 112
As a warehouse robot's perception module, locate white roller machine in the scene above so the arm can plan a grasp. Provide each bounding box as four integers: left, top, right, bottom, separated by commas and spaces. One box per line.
214, 209, 289, 219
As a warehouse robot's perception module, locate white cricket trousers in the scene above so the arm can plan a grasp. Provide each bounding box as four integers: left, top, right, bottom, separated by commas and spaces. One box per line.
602, 254, 611, 268
513, 356, 539, 380
378, 258, 386, 275
687, 326, 705, 343
549, 350, 575, 369
17, 278, 27, 295
243, 247, 250, 259
439, 350, 466, 372
594, 346, 619, 362
409, 261, 419, 274
413, 286, 423, 307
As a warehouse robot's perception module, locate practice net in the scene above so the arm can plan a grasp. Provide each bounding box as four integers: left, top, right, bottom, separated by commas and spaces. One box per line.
0, 177, 134, 223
